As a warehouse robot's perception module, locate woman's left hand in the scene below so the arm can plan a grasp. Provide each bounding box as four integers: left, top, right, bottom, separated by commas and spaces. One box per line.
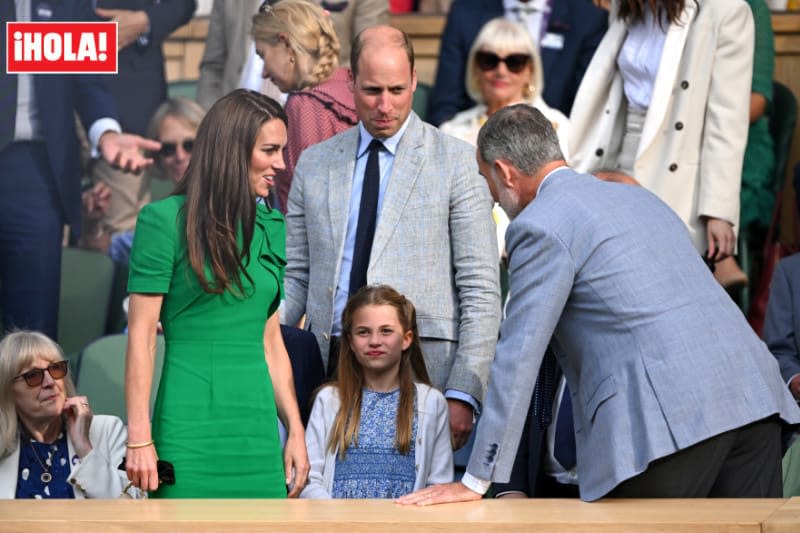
705, 217, 736, 261
63, 396, 93, 458
283, 430, 309, 498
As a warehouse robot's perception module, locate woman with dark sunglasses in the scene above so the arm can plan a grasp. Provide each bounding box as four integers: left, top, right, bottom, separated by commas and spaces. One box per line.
80, 97, 206, 264
0, 331, 139, 499
147, 97, 206, 186
440, 18, 570, 153
440, 18, 570, 258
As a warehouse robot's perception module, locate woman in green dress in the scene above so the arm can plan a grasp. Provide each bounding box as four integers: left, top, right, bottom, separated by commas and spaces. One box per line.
123, 89, 309, 498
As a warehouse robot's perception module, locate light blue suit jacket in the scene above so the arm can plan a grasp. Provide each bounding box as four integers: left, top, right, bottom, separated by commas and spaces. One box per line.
283, 113, 501, 402
469, 169, 800, 501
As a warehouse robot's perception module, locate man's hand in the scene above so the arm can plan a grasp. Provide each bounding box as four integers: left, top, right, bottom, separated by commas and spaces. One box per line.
447, 399, 474, 450
397, 482, 482, 506
704, 216, 735, 262
790, 375, 800, 400
98, 131, 160, 173
95, 8, 149, 49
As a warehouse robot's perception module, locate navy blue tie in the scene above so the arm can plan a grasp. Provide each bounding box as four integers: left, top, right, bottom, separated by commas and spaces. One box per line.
349, 139, 383, 296
554, 386, 577, 470
0, 1, 17, 150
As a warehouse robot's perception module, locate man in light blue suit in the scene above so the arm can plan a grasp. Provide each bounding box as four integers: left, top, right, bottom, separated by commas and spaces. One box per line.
283, 26, 501, 449
400, 105, 800, 503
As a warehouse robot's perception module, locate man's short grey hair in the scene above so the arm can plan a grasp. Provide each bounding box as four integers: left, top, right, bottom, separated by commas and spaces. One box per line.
477, 104, 564, 175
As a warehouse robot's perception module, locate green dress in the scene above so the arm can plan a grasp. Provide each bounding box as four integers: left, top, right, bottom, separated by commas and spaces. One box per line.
128, 195, 286, 498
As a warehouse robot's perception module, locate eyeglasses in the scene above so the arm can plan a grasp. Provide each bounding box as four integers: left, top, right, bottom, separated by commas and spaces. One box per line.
475, 51, 532, 74
13, 361, 68, 387
159, 139, 194, 157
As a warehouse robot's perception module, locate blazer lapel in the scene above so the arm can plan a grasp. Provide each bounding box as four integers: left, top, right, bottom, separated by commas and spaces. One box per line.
368, 114, 424, 267
0, 444, 20, 498
638, 2, 698, 159
328, 128, 359, 258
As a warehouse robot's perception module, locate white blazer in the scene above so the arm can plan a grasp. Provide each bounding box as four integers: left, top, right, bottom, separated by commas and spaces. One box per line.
301, 382, 454, 498
0, 415, 139, 499
568, 0, 754, 252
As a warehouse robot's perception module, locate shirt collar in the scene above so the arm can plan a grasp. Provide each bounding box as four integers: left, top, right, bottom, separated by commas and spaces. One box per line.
536, 165, 569, 196
356, 114, 412, 159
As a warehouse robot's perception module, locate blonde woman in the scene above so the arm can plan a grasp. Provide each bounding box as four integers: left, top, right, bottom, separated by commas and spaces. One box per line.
440, 18, 570, 257
252, 0, 357, 211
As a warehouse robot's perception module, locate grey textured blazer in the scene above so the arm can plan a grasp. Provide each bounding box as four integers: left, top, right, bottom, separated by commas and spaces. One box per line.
283, 113, 501, 402
468, 169, 800, 501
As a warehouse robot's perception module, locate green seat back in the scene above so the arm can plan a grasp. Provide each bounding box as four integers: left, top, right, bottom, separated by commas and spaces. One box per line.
57, 248, 115, 359
76, 334, 165, 423
413, 82, 432, 122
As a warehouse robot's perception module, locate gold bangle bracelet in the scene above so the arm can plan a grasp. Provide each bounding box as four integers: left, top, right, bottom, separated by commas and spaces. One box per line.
126, 440, 154, 449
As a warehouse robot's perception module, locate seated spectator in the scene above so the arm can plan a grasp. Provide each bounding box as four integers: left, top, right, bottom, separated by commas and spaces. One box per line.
0, 331, 138, 499
427, 0, 607, 126
80, 97, 206, 264
441, 17, 568, 257
252, 0, 358, 211
302, 285, 453, 498
764, 252, 800, 401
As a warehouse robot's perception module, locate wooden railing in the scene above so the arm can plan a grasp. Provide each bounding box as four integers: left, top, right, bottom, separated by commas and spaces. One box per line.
1, 497, 799, 532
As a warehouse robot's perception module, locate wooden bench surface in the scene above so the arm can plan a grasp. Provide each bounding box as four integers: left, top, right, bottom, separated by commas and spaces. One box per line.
1, 497, 797, 532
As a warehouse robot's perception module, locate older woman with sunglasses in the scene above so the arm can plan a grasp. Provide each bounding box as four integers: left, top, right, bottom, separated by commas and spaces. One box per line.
81, 97, 206, 264
440, 18, 570, 257
0, 331, 138, 499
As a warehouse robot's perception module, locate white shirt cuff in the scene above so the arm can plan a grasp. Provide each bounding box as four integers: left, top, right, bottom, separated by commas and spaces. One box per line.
88, 118, 122, 158
461, 472, 491, 495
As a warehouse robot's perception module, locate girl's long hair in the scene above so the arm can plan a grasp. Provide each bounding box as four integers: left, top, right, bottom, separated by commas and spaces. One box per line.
173, 89, 287, 294
328, 285, 431, 458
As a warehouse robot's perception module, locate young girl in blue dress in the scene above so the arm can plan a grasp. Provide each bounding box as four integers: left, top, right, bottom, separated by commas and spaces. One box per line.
301, 285, 453, 498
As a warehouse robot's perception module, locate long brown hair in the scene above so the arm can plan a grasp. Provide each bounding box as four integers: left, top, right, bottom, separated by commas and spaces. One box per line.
617, 0, 691, 26
328, 285, 431, 458
173, 89, 287, 294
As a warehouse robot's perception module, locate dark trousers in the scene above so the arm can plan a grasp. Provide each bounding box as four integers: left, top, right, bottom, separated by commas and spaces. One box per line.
0, 142, 63, 339
609, 416, 783, 498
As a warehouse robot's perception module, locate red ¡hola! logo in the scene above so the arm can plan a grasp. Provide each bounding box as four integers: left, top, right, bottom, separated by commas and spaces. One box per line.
6, 22, 117, 74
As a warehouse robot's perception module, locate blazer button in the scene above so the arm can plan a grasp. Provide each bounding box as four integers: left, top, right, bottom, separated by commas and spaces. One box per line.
595, 148, 604, 157
669, 163, 678, 172
681, 80, 689, 89
675, 121, 684, 130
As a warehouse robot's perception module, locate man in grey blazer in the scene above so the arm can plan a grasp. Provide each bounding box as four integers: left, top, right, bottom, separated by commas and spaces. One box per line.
400, 105, 800, 503
283, 26, 501, 448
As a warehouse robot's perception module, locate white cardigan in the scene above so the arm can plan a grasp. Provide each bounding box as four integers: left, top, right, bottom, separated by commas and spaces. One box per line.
301, 382, 454, 498
440, 97, 571, 160
0, 415, 139, 499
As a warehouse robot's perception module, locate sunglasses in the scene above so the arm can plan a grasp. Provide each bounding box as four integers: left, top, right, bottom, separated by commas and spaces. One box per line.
159, 139, 194, 157
13, 361, 68, 387
475, 51, 532, 74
